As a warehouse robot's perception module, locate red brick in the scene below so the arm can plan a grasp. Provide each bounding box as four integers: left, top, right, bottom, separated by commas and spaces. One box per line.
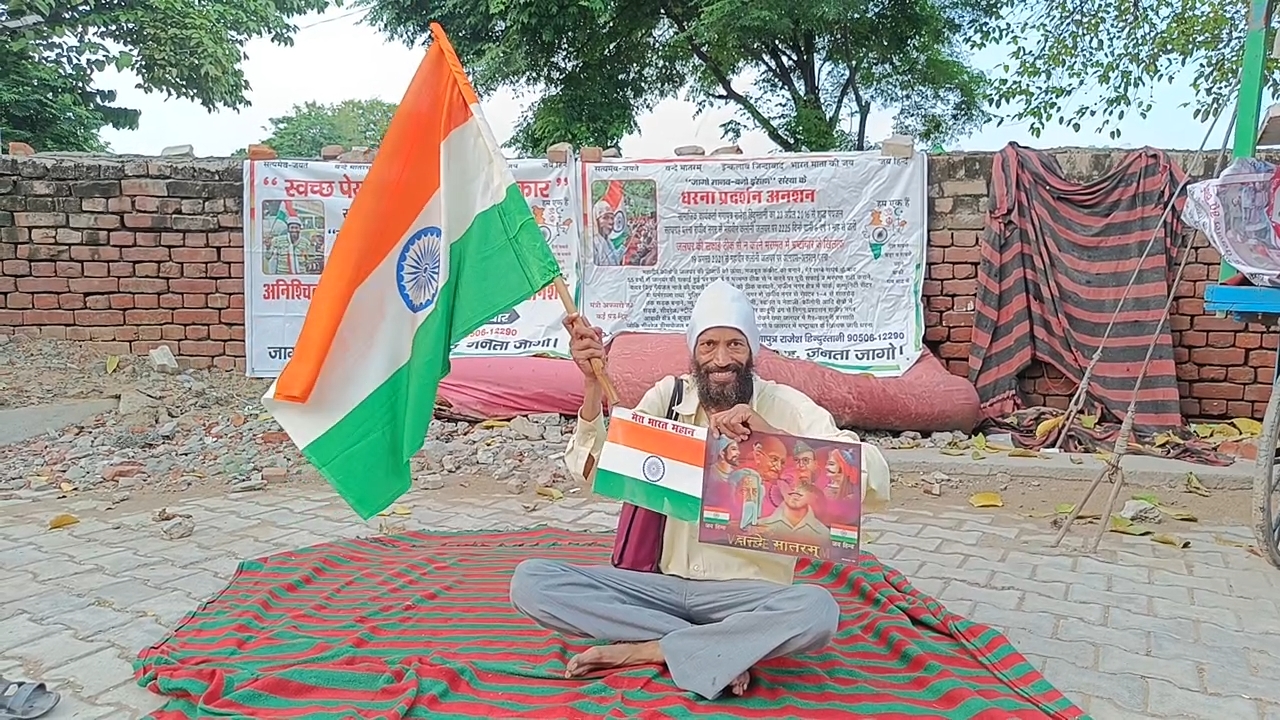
158, 262, 181, 278
928, 262, 952, 279
170, 278, 215, 293
173, 308, 219, 324
942, 247, 981, 263
118, 278, 166, 293
29, 262, 55, 277
180, 340, 223, 356
224, 341, 245, 356
38, 327, 67, 340
82, 262, 108, 277
134, 294, 159, 309
138, 326, 162, 341
55, 262, 82, 278
65, 327, 89, 341
1197, 364, 1224, 382
31, 295, 59, 310
1, 260, 29, 274
208, 263, 230, 278
219, 247, 243, 263
134, 262, 159, 277
108, 294, 134, 310
159, 232, 184, 247
17, 277, 69, 293
107, 197, 132, 213
209, 324, 233, 341
182, 294, 207, 308
135, 232, 159, 247
1191, 383, 1243, 400
108, 263, 133, 277
1227, 401, 1255, 418
1249, 350, 1276, 369
229, 263, 243, 279
1192, 315, 1242, 332
125, 308, 171, 324
171, 247, 217, 263
1199, 399, 1228, 416
69, 246, 120, 262
941, 311, 973, 327
213, 357, 237, 370
23, 309, 73, 325
220, 308, 244, 324
185, 326, 209, 340
1190, 347, 1246, 366
951, 231, 980, 247
108, 231, 135, 246
187, 357, 213, 369
209, 231, 233, 247
183, 233, 208, 247
85, 296, 110, 310
230, 326, 244, 341
73, 309, 124, 326
121, 247, 169, 262
180, 264, 207, 278
7, 293, 32, 309
131, 340, 178, 355
159, 294, 183, 309
59, 293, 85, 310
928, 231, 952, 248
161, 325, 184, 340
941, 279, 978, 296
938, 342, 968, 359
120, 178, 168, 196
68, 278, 118, 293
228, 294, 244, 309
1246, 384, 1273, 401
1226, 366, 1255, 383
207, 293, 230, 309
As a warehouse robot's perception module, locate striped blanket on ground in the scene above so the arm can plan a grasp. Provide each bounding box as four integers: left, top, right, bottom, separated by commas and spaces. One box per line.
969, 143, 1188, 430
134, 528, 1085, 719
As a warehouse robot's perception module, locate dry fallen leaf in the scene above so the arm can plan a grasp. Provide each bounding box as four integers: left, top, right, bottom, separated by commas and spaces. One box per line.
1185, 472, 1212, 497
59, 482, 77, 493
1007, 448, 1041, 458
972, 434, 988, 451
105, 355, 120, 374
939, 448, 966, 456
1079, 415, 1098, 429
1131, 492, 1160, 505
1068, 455, 1084, 464
1035, 416, 1064, 439
377, 503, 412, 517
1213, 535, 1252, 548
1054, 503, 1076, 515
1151, 533, 1190, 548
536, 486, 564, 501
48, 513, 79, 530
1162, 508, 1199, 522
971, 450, 985, 460
479, 419, 509, 429
1108, 515, 1153, 536
968, 491, 1004, 508
1232, 417, 1262, 437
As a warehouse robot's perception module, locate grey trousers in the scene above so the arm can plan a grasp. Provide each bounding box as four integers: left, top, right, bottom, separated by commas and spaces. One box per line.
509, 558, 839, 700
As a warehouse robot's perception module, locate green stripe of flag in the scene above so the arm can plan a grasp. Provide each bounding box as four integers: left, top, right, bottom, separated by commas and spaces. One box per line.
593, 468, 701, 522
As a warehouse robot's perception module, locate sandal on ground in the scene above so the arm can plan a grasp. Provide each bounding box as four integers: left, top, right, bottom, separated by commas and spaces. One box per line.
0, 679, 60, 719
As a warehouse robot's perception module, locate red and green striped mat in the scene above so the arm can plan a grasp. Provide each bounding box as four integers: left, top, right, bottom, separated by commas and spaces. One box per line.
134, 527, 1087, 719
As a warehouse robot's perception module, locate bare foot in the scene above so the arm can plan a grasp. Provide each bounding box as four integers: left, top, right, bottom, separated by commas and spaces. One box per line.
565, 641, 664, 678
729, 670, 751, 696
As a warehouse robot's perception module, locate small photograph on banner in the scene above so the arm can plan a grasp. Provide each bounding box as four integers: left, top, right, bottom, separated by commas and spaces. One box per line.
588, 179, 658, 267
592, 407, 707, 522
261, 199, 327, 276
699, 430, 862, 562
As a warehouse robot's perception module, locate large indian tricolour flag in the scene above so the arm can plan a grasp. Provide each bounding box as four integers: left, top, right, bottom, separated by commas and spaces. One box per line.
594, 407, 707, 522
262, 23, 560, 519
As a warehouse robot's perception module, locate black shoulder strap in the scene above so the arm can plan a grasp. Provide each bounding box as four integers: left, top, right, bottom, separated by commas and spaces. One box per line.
664, 377, 684, 421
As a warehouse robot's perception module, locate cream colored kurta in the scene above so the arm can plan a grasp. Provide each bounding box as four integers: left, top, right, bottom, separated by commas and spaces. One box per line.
565, 375, 891, 586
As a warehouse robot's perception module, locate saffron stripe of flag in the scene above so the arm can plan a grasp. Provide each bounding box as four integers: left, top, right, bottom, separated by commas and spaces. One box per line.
261, 23, 561, 520
593, 408, 706, 522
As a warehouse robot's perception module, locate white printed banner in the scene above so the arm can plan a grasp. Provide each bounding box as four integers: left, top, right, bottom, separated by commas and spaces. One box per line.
242, 158, 580, 377
579, 153, 927, 376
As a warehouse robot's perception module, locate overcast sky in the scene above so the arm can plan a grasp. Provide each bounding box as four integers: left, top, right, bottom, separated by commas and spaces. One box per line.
96, 8, 1236, 158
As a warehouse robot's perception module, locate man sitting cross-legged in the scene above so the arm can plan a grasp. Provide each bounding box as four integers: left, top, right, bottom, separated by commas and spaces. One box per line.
509, 280, 891, 700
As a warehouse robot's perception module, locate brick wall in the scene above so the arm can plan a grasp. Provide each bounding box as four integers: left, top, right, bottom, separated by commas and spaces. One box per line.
0, 149, 1274, 420
0, 155, 245, 370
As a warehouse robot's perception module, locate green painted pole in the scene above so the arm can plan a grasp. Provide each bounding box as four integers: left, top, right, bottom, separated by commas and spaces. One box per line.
1220, 0, 1273, 281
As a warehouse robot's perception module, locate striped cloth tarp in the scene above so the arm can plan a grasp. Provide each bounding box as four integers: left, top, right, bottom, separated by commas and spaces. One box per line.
968, 143, 1188, 430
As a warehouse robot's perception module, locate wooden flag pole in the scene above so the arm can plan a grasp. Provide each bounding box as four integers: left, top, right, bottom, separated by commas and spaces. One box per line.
552, 276, 620, 405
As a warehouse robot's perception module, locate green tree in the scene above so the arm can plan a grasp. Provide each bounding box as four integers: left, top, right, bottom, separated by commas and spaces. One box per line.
0, 0, 333, 152
358, 0, 997, 155
977, 1, 1250, 139
259, 98, 397, 157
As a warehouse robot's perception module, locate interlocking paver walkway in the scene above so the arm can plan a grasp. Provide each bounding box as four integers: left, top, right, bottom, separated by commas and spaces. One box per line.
2, 486, 1278, 719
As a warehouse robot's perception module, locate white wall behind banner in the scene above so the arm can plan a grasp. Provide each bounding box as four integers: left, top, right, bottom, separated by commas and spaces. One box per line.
241, 158, 581, 378
579, 153, 927, 377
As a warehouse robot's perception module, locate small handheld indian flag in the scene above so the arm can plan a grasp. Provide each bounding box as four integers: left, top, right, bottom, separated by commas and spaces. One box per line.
594, 407, 707, 522
262, 23, 561, 519
831, 525, 860, 545
701, 507, 730, 526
